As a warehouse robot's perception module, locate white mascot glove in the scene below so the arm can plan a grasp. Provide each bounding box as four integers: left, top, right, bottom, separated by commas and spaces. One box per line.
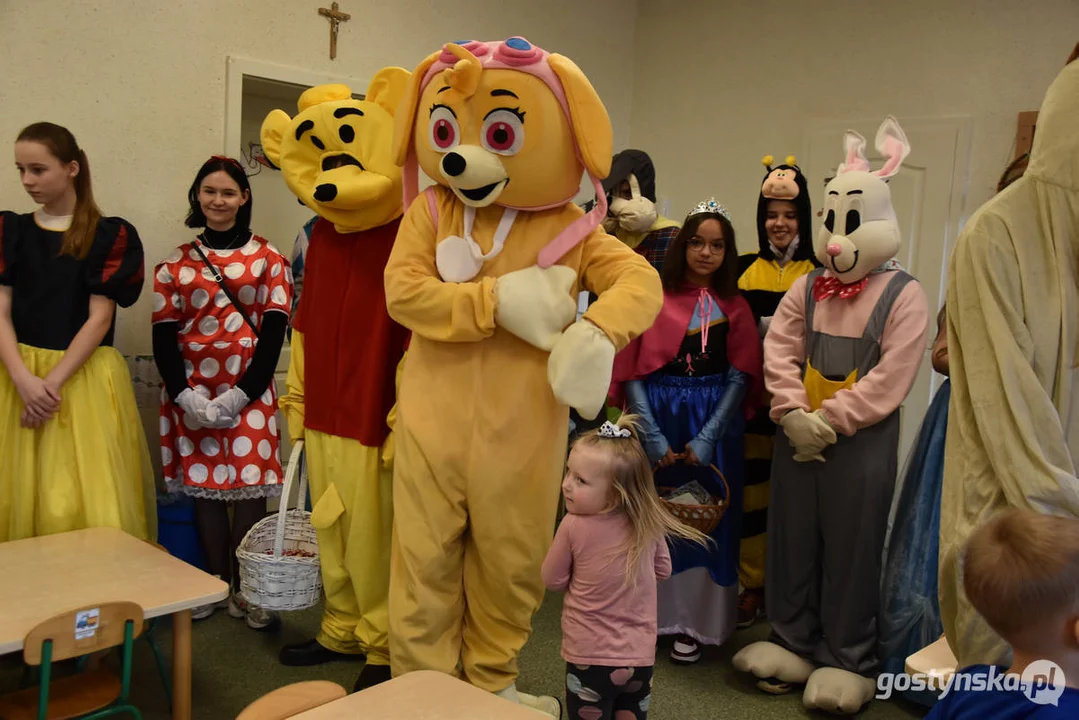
548, 319, 615, 420
780, 408, 837, 463
208, 387, 251, 428
494, 265, 577, 351
176, 387, 221, 429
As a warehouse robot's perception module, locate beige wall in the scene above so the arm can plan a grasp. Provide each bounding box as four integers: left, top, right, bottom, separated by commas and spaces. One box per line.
629, 0, 1079, 252
0, 0, 638, 355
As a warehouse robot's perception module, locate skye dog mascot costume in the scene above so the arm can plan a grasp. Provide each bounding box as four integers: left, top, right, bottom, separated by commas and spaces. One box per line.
259, 71, 411, 691
385, 38, 663, 714
734, 117, 929, 714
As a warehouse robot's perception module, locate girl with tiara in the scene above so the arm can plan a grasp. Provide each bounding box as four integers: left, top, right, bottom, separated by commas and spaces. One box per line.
609, 199, 763, 664
0, 122, 153, 541
152, 156, 292, 627
735, 157, 819, 628
543, 415, 708, 719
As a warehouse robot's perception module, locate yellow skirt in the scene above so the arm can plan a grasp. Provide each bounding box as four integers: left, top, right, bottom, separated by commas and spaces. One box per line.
0, 344, 156, 542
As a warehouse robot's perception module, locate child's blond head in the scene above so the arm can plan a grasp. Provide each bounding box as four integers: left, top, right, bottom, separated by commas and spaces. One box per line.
963, 509, 1079, 651
572, 414, 708, 583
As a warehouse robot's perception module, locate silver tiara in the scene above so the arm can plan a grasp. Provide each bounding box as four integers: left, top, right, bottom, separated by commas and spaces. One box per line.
687, 198, 731, 222
598, 421, 631, 439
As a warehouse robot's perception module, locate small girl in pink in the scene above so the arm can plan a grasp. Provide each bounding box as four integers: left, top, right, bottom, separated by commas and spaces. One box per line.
542, 417, 708, 720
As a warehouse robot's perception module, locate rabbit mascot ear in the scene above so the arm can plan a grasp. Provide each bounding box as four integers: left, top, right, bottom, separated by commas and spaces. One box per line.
872, 116, 911, 180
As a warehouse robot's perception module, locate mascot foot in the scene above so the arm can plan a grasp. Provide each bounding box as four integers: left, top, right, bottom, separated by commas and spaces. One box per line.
517, 691, 562, 718
732, 641, 815, 693
802, 667, 876, 715
352, 663, 392, 693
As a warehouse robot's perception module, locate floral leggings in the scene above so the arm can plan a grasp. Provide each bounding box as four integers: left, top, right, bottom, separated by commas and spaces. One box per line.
565, 663, 653, 720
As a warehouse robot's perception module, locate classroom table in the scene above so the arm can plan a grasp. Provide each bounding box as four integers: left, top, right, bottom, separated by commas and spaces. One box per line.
293, 670, 548, 719
0, 526, 229, 720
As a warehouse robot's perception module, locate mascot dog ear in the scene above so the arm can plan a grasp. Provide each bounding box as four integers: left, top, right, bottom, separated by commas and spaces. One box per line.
548, 54, 613, 180
391, 50, 443, 168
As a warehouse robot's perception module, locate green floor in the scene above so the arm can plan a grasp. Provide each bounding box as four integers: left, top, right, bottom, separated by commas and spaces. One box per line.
0, 594, 928, 719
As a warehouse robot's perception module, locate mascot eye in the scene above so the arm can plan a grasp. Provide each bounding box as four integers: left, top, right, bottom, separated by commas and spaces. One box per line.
481, 109, 525, 155
845, 209, 861, 235
824, 209, 836, 233
428, 106, 459, 151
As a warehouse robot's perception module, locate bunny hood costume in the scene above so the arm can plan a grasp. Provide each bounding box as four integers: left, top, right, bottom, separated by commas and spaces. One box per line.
733, 117, 929, 714
940, 59, 1079, 669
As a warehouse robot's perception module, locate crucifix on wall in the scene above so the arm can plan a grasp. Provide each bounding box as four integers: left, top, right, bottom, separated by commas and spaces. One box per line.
318, 2, 350, 60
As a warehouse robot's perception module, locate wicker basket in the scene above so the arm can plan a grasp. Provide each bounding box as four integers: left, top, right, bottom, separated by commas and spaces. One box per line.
236, 440, 322, 611
655, 457, 731, 535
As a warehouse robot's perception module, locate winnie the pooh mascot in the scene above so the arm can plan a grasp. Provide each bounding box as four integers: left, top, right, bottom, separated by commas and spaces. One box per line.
260, 70, 410, 691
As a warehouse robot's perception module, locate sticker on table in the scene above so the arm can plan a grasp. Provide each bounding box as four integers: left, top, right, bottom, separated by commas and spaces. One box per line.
75, 608, 100, 640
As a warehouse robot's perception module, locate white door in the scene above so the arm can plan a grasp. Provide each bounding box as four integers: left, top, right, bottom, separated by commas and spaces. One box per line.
802, 116, 971, 464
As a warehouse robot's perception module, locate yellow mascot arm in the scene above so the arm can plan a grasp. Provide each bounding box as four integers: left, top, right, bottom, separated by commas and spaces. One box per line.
384, 191, 498, 342
279, 329, 306, 443
578, 229, 663, 349
381, 351, 406, 469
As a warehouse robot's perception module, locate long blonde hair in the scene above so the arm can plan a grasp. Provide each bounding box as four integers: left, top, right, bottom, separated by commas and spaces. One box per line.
573, 413, 710, 584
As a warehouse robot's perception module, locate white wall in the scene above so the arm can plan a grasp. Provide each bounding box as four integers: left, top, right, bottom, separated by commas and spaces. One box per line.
0, 0, 638, 355
629, 0, 1079, 253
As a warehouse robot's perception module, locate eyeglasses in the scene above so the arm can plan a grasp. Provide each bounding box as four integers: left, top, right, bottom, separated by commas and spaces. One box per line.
687, 239, 724, 252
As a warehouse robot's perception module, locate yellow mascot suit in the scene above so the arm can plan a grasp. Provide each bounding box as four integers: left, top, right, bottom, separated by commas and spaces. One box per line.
385, 38, 663, 714
260, 70, 410, 691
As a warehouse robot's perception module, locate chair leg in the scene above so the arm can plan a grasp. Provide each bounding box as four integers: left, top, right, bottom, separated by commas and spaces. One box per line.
145, 620, 173, 708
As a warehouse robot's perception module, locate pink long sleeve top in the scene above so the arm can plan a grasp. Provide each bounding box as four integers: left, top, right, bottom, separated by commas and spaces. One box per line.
764, 270, 929, 436
541, 511, 671, 667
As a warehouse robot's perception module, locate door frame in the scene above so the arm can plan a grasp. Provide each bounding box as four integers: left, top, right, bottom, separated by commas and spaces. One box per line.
223, 56, 368, 158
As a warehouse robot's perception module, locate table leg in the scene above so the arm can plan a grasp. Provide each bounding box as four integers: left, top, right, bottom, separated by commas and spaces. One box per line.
172, 609, 192, 720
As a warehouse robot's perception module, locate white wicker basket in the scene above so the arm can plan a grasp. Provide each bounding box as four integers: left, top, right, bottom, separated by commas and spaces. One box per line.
236, 440, 322, 611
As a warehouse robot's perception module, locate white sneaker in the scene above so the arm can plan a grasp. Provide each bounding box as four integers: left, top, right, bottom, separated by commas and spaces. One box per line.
227, 594, 246, 619
191, 597, 228, 621
670, 634, 701, 664
245, 604, 280, 630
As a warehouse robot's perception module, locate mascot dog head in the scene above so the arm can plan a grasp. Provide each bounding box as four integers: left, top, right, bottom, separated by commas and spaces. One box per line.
393, 38, 613, 267
817, 116, 911, 283
261, 68, 410, 233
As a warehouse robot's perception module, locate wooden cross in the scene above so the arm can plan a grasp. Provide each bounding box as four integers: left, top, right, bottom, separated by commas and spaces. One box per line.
318, 2, 350, 60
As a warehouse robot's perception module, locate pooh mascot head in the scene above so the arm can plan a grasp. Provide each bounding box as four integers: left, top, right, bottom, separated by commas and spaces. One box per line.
815, 116, 910, 284
260, 68, 410, 233
392, 37, 613, 269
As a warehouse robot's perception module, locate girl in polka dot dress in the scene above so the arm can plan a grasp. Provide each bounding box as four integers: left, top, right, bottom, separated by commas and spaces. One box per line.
151, 156, 292, 628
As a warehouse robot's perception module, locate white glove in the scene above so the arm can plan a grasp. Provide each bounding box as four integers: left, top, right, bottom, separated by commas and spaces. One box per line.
209, 387, 250, 427
758, 316, 773, 337
176, 388, 222, 429
494, 265, 577, 351
780, 408, 837, 462
548, 319, 615, 420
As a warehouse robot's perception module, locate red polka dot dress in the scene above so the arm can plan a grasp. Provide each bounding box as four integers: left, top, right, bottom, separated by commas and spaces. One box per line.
152, 234, 293, 500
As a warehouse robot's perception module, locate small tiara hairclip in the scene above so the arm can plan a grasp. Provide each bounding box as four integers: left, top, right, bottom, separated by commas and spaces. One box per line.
687, 198, 731, 223
598, 421, 631, 439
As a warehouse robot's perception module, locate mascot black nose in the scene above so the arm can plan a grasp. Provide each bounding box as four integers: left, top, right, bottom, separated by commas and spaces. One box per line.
314, 184, 338, 202
442, 152, 467, 177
